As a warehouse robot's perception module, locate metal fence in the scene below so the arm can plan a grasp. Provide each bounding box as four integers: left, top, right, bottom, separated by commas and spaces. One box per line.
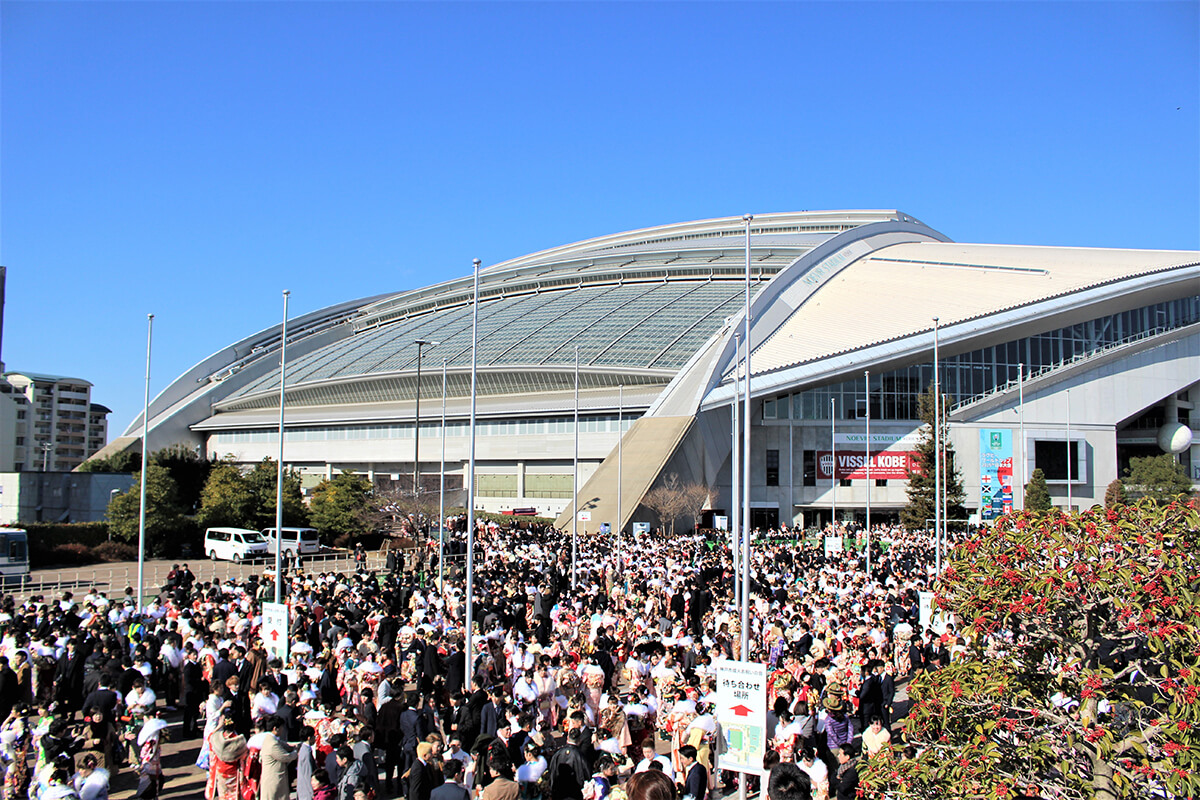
6, 548, 389, 602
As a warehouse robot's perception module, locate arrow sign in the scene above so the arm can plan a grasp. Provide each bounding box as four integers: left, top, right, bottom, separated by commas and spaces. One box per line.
730, 704, 752, 716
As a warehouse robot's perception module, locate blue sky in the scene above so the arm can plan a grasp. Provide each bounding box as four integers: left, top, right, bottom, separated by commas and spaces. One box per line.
1, 1, 1197, 433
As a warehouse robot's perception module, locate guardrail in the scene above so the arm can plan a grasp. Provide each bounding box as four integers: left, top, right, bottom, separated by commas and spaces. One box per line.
4, 548, 390, 602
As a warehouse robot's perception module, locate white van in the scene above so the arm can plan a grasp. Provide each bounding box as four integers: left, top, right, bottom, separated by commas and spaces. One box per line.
260, 527, 321, 557
204, 527, 271, 562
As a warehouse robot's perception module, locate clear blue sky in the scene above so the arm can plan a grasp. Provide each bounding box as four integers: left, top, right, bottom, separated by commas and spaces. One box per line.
2, 1, 1197, 434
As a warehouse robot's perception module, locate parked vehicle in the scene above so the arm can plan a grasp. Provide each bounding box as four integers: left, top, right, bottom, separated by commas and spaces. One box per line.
204, 527, 270, 562
0, 528, 28, 585
260, 527, 321, 557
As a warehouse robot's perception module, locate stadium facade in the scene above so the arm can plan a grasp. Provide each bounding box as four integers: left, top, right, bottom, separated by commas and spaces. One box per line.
106, 211, 1200, 532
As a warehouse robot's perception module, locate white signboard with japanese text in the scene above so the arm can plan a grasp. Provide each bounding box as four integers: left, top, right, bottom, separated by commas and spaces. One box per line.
261, 601, 289, 662
715, 659, 767, 775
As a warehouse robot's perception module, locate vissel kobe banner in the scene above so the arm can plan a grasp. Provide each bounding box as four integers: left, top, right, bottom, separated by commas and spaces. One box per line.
817, 450, 919, 480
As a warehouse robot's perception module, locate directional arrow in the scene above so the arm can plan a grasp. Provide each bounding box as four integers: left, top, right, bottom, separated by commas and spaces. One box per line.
730, 704, 752, 717
269, 629, 280, 641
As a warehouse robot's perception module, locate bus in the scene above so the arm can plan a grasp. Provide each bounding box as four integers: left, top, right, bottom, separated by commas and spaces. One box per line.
0, 528, 29, 586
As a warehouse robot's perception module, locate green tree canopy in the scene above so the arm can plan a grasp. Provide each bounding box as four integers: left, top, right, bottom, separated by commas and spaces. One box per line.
152, 443, 213, 513
105, 464, 185, 553
308, 471, 373, 541
1124, 453, 1194, 506
901, 386, 966, 530
78, 449, 142, 473
244, 457, 308, 530
1025, 467, 1052, 511
197, 461, 255, 528
860, 500, 1200, 799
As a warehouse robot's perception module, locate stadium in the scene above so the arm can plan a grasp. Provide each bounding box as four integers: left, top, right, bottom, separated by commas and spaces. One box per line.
106, 210, 1200, 533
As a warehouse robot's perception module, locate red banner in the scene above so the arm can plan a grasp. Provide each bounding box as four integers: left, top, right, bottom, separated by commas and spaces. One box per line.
817, 450, 920, 480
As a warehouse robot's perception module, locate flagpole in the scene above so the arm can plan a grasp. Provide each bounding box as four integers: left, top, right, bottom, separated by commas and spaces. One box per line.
136, 313, 154, 612
464, 258, 480, 692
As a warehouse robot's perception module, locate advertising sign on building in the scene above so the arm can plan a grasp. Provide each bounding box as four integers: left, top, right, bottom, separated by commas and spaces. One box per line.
261, 601, 289, 663
817, 451, 919, 480
979, 429, 1013, 520
715, 659, 767, 775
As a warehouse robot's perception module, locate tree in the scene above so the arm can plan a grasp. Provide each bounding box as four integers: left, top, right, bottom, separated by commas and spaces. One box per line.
1124, 454, 1194, 506
901, 386, 966, 530
362, 485, 439, 538
105, 464, 185, 554
152, 443, 213, 513
1105, 478, 1128, 509
78, 449, 142, 473
197, 461, 255, 528
641, 473, 708, 536
859, 500, 1200, 799
308, 471, 373, 543
1025, 467, 1052, 511
243, 457, 308, 529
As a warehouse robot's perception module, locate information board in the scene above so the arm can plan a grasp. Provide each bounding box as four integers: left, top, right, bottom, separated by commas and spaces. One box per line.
715, 659, 767, 775
261, 601, 289, 662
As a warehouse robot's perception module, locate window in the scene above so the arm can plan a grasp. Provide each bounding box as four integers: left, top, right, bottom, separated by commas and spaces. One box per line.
1034, 440, 1080, 481
802, 450, 816, 487
876, 479, 888, 487
766, 450, 779, 486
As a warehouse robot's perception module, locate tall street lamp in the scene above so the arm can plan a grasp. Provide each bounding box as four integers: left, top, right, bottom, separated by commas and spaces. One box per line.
740, 213, 753, 664
413, 339, 437, 498
464, 259, 481, 693
137, 313, 154, 612
274, 290, 290, 604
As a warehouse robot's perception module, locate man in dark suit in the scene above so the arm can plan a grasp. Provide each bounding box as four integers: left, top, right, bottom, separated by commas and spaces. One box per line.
180, 647, 205, 738
408, 741, 438, 800
445, 641, 467, 697
678, 745, 706, 800
880, 665, 896, 729
212, 649, 237, 687
80, 674, 119, 721
857, 661, 883, 729
431, 758, 470, 800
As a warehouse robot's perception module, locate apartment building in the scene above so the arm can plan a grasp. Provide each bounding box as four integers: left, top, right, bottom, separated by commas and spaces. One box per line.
0, 372, 110, 471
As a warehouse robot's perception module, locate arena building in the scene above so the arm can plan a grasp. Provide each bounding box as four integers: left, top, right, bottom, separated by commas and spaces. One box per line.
104, 210, 1200, 532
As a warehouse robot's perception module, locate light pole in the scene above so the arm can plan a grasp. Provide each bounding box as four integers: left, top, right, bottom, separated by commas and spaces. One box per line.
274, 290, 290, 604
40, 441, 52, 472
413, 339, 436, 498
731, 331, 741, 606
1066, 388, 1073, 512
572, 344, 580, 591
830, 397, 837, 531
438, 357, 447, 591
616, 383, 623, 568
464, 259, 480, 692
1017, 363, 1025, 510
137, 313, 154, 612
933, 317, 942, 573
740, 213, 752, 664
864, 369, 871, 573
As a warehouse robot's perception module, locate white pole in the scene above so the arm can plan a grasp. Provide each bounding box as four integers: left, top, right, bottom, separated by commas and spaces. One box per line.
137, 313, 154, 612
1066, 388, 1073, 512
464, 258, 480, 692
731, 332, 741, 606
740, 213, 753, 663
831, 397, 837, 531
439, 357, 447, 591
274, 290, 289, 604
933, 317, 942, 573
864, 369, 871, 574
617, 383, 623, 567
572, 344, 579, 591
1018, 363, 1025, 511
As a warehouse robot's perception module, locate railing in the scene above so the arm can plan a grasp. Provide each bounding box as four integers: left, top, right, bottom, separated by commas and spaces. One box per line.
952, 323, 1197, 413
3, 549, 390, 602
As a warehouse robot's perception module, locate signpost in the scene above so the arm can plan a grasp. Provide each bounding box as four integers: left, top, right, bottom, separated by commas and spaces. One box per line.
261, 601, 289, 663
715, 659, 767, 776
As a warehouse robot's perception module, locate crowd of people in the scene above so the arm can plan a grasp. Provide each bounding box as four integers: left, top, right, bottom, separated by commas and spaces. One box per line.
0, 519, 963, 800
